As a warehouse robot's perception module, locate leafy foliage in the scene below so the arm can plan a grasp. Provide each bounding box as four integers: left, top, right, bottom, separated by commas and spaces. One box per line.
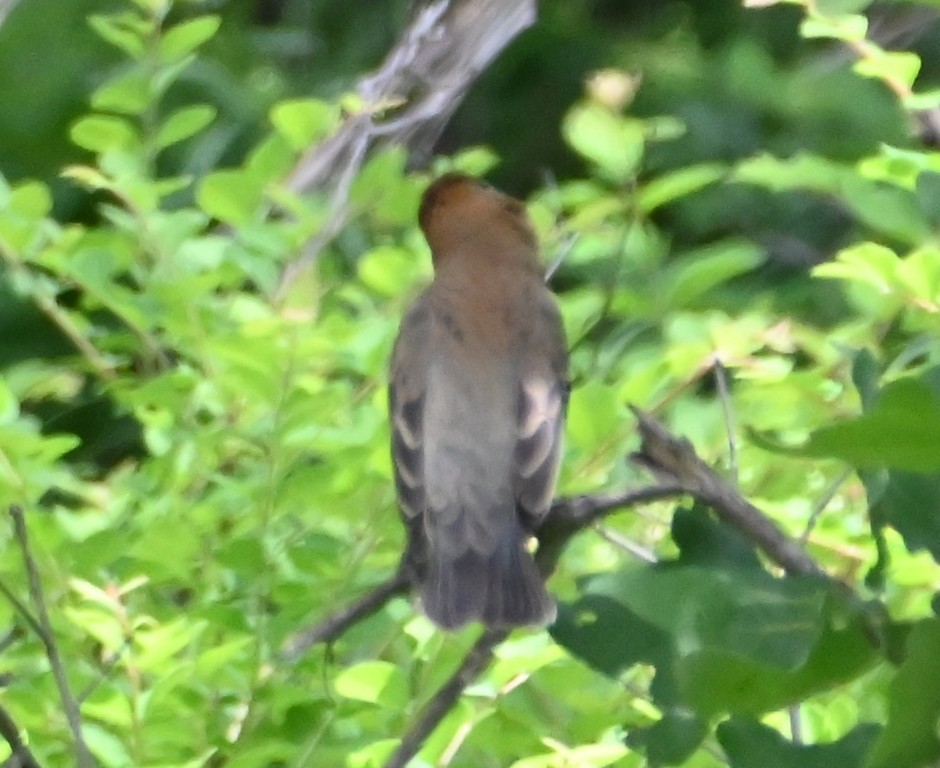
1, 0, 940, 767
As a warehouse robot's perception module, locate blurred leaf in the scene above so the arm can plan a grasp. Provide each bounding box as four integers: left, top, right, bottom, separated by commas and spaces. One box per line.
800, 14, 868, 42
334, 661, 409, 709
719, 718, 879, 768
156, 104, 216, 150
679, 614, 878, 716
792, 377, 940, 472
270, 98, 338, 151
866, 619, 940, 768
510, 742, 629, 768
91, 69, 152, 115
588, 565, 827, 670
854, 50, 921, 90
628, 708, 708, 767
71, 115, 139, 153
552, 594, 674, 681
878, 471, 940, 562
663, 239, 763, 308
563, 103, 644, 183
358, 245, 426, 297
196, 169, 263, 226
159, 15, 221, 62
87, 12, 147, 58
565, 381, 621, 452
637, 163, 726, 213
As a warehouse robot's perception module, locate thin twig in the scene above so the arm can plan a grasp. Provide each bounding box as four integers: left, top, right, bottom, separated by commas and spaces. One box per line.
535, 484, 686, 577
789, 705, 803, 745
800, 468, 852, 545
280, 566, 412, 662
629, 408, 827, 579
0, 702, 43, 768
9, 506, 94, 768
0, 579, 44, 640
0, 625, 25, 654
713, 360, 738, 486
592, 524, 658, 564
77, 637, 133, 704
384, 628, 509, 768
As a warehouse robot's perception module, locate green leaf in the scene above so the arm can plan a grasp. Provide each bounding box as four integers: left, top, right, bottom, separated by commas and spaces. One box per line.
794, 377, 940, 472
334, 661, 409, 709
7, 180, 52, 219
679, 615, 877, 716
84, 722, 133, 768
270, 98, 338, 151
813, 242, 899, 293
671, 506, 763, 571
552, 594, 674, 681
841, 178, 931, 245
732, 152, 847, 193
156, 104, 216, 149
878, 471, 940, 562
70, 115, 139, 154
589, 565, 827, 669
357, 245, 426, 297
628, 708, 708, 767
196, 170, 264, 226
0, 379, 18, 424
854, 50, 921, 90
866, 619, 940, 768
637, 163, 726, 213
87, 13, 147, 58
159, 15, 221, 62
563, 103, 645, 182
800, 14, 868, 42
719, 718, 879, 768
246, 133, 297, 184
663, 239, 763, 308
91, 69, 152, 116
565, 381, 622, 453
511, 742, 629, 768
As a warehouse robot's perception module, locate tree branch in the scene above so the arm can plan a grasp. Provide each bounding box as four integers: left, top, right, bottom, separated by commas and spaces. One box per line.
281, 565, 412, 661
628, 407, 828, 579
0, 702, 43, 768
288, 408, 847, 766
9, 506, 93, 768
0, 0, 23, 27
384, 628, 509, 768
275, 0, 537, 300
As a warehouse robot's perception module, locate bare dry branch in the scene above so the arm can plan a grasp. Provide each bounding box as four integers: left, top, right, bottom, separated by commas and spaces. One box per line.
275, 0, 537, 299
0, 0, 23, 27
628, 407, 828, 579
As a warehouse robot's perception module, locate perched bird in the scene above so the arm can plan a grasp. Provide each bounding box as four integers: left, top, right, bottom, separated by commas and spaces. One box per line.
389, 174, 568, 630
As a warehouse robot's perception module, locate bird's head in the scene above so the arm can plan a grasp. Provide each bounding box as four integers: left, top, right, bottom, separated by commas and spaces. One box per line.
418, 174, 539, 272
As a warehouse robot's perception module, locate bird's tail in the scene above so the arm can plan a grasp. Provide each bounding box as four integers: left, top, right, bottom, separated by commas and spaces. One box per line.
421, 525, 555, 631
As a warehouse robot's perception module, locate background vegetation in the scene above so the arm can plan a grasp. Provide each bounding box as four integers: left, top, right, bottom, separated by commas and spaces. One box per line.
2, 0, 940, 766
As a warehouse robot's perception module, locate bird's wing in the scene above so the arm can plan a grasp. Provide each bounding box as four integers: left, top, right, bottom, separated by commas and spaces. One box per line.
514, 291, 569, 523
389, 292, 431, 520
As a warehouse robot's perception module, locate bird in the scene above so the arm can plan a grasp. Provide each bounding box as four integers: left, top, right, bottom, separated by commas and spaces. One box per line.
389, 173, 568, 630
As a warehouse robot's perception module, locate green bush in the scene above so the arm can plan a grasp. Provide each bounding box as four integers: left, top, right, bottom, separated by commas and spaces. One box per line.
2, 1, 940, 767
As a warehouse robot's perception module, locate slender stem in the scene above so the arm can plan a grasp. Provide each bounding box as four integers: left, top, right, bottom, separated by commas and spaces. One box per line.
9, 506, 94, 768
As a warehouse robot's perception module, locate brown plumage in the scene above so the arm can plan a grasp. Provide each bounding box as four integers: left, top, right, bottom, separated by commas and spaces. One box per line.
389, 174, 568, 630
